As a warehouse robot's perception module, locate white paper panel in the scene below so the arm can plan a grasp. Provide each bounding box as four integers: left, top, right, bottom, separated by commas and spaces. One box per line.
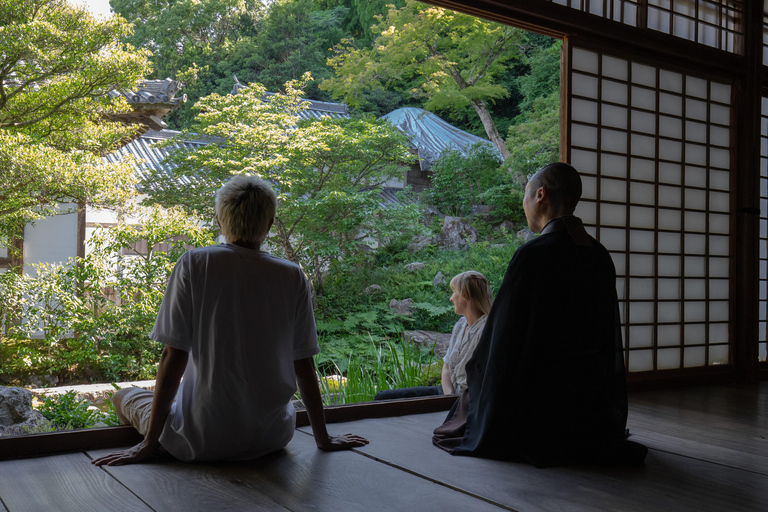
602, 128, 628, 152
686, 76, 708, 98
685, 187, 707, 209
572, 48, 599, 74
659, 115, 683, 138
684, 323, 706, 344
630, 253, 655, 275
658, 162, 681, 184
601, 204, 626, 226
601, 178, 627, 202
709, 301, 728, 322
683, 347, 706, 367
647, 7, 671, 34
602, 104, 628, 129
684, 278, 706, 299
631, 62, 656, 87
684, 233, 706, 255
658, 278, 681, 299
631, 86, 657, 110
571, 149, 598, 173
684, 255, 706, 276
629, 181, 655, 204
631, 110, 656, 134
685, 211, 706, 232
572, 73, 599, 98
602, 79, 628, 104
612, 254, 627, 277
686, 98, 708, 121
709, 147, 730, 169
631, 158, 656, 181
685, 143, 707, 165
709, 279, 728, 300
658, 209, 682, 231
708, 344, 729, 365
659, 92, 683, 116
659, 139, 682, 161
658, 232, 682, 253
629, 326, 654, 347
658, 302, 681, 323
709, 81, 730, 104
575, 200, 597, 224
658, 186, 682, 208
658, 324, 681, 345
709, 125, 729, 147
673, 15, 694, 41
601, 154, 628, 177
629, 350, 654, 372
685, 166, 707, 188
629, 206, 655, 229
709, 190, 730, 212
630, 230, 655, 252
709, 323, 728, 343
709, 235, 729, 256
709, 213, 728, 234
572, 98, 598, 124
659, 69, 683, 93
630, 278, 655, 299
572, 123, 598, 148
709, 169, 729, 190
709, 258, 729, 278
685, 120, 707, 143
709, 104, 730, 126
603, 55, 628, 80
657, 348, 680, 369
684, 301, 707, 322
601, 228, 626, 251
631, 301, 655, 323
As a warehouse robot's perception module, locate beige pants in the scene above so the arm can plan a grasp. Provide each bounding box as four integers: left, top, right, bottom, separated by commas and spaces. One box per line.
115, 387, 154, 436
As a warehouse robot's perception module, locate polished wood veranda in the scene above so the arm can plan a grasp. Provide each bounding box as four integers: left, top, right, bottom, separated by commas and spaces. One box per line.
1, 382, 766, 512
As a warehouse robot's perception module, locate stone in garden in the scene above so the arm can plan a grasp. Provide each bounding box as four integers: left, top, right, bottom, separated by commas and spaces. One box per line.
497, 220, 516, 233
433, 271, 446, 286
407, 235, 434, 252
402, 330, 453, 357
438, 216, 479, 250
0, 386, 48, 436
404, 262, 426, 272
27, 375, 59, 388
517, 228, 536, 241
389, 298, 415, 315
364, 284, 382, 294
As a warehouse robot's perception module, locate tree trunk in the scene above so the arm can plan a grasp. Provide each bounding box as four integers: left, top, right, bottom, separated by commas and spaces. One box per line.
470, 98, 511, 160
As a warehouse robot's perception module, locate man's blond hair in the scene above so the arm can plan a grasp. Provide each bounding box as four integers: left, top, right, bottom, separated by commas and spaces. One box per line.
215, 175, 277, 244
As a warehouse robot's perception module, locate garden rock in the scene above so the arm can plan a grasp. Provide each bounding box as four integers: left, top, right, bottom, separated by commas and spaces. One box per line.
364, 284, 382, 294
438, 216, 478, 250
27, 375, 59, 388
433, 271, 446, 286
496, 220, 516, 233
389, 298, 415, 315
404, 262, 426, 272
517, 228, 536, 242
402, 330, 452, 357
407, 235, 434, 252
0, 386, 48, 436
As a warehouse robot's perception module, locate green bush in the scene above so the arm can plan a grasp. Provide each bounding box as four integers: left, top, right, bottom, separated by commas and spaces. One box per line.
38, 391, 100, 430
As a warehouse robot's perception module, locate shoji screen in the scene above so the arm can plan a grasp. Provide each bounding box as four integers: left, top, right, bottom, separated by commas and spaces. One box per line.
760, 97, 768, 364
567, 45, 733, 373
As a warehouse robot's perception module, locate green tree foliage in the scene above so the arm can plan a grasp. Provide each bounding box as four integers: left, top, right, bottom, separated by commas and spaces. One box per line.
315, 0, 406, 46
322, 0, 525, 158
0, 206, 214, 383
141, 75, 425, 293
0, 0, 151, 247
110, 0, 266, 129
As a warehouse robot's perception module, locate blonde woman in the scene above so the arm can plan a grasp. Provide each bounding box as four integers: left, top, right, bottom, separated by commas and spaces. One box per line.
375, 271, 493, 400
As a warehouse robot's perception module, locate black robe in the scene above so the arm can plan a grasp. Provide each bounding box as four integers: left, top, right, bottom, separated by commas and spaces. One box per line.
433, 216, 647, 467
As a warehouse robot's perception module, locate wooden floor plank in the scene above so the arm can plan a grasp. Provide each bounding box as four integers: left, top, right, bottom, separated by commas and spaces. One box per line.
300, 411, 768, 512
90, 429, 507, 512
0, 452, 151, 512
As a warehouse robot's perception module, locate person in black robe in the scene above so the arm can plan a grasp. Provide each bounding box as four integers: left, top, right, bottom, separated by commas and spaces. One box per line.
433, 162, 647, 467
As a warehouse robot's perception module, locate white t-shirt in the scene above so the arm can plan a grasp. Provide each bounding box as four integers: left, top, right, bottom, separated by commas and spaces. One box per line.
443, 315, 488, 394
150, 244, 319, 462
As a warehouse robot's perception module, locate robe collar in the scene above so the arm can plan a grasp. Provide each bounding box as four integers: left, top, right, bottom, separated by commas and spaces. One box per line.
540, 216, 594, 247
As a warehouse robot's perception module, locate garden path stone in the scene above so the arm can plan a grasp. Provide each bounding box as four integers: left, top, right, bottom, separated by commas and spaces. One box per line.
30, 380, 156, 405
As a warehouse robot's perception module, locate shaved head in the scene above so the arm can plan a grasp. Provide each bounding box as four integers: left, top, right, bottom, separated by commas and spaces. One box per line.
526, 162, 582, 215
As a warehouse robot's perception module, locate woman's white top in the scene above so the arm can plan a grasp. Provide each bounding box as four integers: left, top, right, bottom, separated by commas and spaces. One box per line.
443, 314, 488, 394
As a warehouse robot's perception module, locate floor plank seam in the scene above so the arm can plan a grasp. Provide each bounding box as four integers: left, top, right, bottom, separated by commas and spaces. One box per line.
84, 451, 159, 512
0, 493, 10, 512
293, 429, 518, 511
645, 447, 768, 477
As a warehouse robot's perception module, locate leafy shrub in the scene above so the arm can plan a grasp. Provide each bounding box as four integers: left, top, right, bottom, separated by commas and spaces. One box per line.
38, 391, 100, 430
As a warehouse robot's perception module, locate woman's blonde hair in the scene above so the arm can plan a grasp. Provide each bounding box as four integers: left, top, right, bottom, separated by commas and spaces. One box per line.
215, 175, 276, 244
450, 271, 493, 316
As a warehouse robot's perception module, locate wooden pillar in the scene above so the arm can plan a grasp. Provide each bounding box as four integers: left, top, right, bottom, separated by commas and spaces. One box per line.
732, 0, 762, 383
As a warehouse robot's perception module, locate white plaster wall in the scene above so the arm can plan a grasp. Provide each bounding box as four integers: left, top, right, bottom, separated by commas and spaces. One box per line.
23, 204, 78, 275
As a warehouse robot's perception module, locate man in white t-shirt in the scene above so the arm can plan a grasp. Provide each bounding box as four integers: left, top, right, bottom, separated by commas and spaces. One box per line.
93, 176, 368, 465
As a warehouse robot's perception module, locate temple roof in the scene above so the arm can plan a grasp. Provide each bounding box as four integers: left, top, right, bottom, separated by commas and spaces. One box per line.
381, 107, 498, 170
